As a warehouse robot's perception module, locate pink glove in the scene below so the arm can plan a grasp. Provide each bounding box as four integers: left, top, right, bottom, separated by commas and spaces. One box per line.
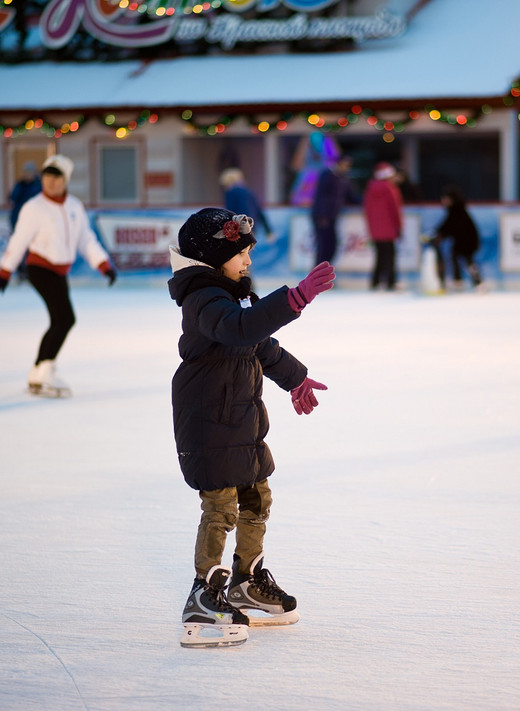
287, 261, 335, 312
291, 377, 328, 415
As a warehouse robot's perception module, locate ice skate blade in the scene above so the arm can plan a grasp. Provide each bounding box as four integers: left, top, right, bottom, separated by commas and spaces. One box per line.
245, 610, 300, 627
28, 384, 72, 399
180, 623, 248, 648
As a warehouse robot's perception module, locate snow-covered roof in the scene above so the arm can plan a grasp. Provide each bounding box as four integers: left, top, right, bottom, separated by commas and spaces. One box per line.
1, 0, 519, 112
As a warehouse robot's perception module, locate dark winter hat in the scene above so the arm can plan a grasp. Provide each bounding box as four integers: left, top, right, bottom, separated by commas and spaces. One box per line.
178, 207, 256, 269
441, 185, 465, 205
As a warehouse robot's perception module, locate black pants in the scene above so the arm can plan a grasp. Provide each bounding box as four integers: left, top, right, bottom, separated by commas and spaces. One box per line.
313, 218, 337, 265
27, 265, 76, 364
371, 241, 396, 289
435, 245, 481, 286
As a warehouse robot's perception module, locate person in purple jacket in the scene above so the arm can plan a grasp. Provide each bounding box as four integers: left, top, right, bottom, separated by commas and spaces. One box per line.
311, 154, 361, 266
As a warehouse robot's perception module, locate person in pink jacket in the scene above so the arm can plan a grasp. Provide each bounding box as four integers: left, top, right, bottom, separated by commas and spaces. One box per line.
363, 162, 403, 291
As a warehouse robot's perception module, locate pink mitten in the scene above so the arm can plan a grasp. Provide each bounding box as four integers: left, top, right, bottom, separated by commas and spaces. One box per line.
291, 377, 328, 415
287, 261, 335, 312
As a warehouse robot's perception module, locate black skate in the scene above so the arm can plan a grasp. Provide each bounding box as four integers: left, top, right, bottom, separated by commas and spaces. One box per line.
181, 565, 249, 648
227, 553, 300, 627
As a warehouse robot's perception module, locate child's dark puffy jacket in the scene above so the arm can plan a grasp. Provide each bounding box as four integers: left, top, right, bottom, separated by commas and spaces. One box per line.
435, 204, 480, 256
168, 262, 307, 492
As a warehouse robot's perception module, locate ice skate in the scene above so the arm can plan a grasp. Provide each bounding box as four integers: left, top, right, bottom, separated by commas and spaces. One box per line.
181, 565, 249, 648
227, 553, 300, 627
468, 264, 487, 292
28, 360, 72, 398
451, 279, 465, 292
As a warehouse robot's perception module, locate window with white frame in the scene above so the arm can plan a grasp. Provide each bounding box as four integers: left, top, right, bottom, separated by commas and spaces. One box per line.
98, 145, 140, 204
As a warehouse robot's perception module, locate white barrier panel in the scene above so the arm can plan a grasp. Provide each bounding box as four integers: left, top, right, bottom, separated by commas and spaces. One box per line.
0, 214, 11, 260
95, 214, 185, 270
289, 211, 421, 273
499, 212, 520, 273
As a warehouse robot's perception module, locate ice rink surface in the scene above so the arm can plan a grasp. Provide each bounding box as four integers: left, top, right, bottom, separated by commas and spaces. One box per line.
1, 279, 519, 711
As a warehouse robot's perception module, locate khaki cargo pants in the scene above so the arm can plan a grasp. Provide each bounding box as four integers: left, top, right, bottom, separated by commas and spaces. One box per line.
194, 478, 272, 578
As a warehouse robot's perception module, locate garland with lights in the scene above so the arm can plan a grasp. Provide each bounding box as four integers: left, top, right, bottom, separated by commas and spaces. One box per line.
0, 115, 86, 139
100, 109, 160, 138
0, 0, 219, 17
0, 82, 518, 140
180, 93, 520, 142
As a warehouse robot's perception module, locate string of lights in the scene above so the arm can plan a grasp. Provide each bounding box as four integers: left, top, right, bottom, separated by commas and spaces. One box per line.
113, 0, 220, 16
0, 85, 518, 140
0, 0, 219, 12
101, 110, 160, 138
0, 116, 86, 139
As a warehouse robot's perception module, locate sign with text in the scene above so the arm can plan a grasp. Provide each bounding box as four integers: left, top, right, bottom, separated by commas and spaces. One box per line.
145, 172, 174, 188
0, 1, 406, 55
289, 211, 421, 273
95, 214, 184, 271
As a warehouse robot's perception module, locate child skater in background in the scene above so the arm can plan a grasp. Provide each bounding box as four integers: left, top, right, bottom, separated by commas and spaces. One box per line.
168, 207, 335, 648
432, 185, 483, 290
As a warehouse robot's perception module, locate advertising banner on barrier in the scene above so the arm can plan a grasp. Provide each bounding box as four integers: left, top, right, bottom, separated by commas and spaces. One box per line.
95, 213, 185, 271
289, 211, 421, 273
499, 212, 520, 272
0, 205, 503, 280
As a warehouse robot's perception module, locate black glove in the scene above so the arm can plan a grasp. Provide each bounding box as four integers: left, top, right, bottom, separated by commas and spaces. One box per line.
105, 268, 117, 286
0, 277, 8, 293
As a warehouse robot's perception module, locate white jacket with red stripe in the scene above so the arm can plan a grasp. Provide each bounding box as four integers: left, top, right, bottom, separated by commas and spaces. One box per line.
0, 192, 109, 276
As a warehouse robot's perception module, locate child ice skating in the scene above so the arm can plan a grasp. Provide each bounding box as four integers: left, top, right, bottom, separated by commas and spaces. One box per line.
168, 207, 335, 648
432, 186, 483, 290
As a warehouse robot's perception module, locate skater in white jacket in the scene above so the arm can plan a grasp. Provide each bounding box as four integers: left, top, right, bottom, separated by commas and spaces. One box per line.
0, 154, 117, 396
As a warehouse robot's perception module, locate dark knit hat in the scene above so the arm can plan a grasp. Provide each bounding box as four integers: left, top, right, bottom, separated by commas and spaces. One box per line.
178, 207, 256, 269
